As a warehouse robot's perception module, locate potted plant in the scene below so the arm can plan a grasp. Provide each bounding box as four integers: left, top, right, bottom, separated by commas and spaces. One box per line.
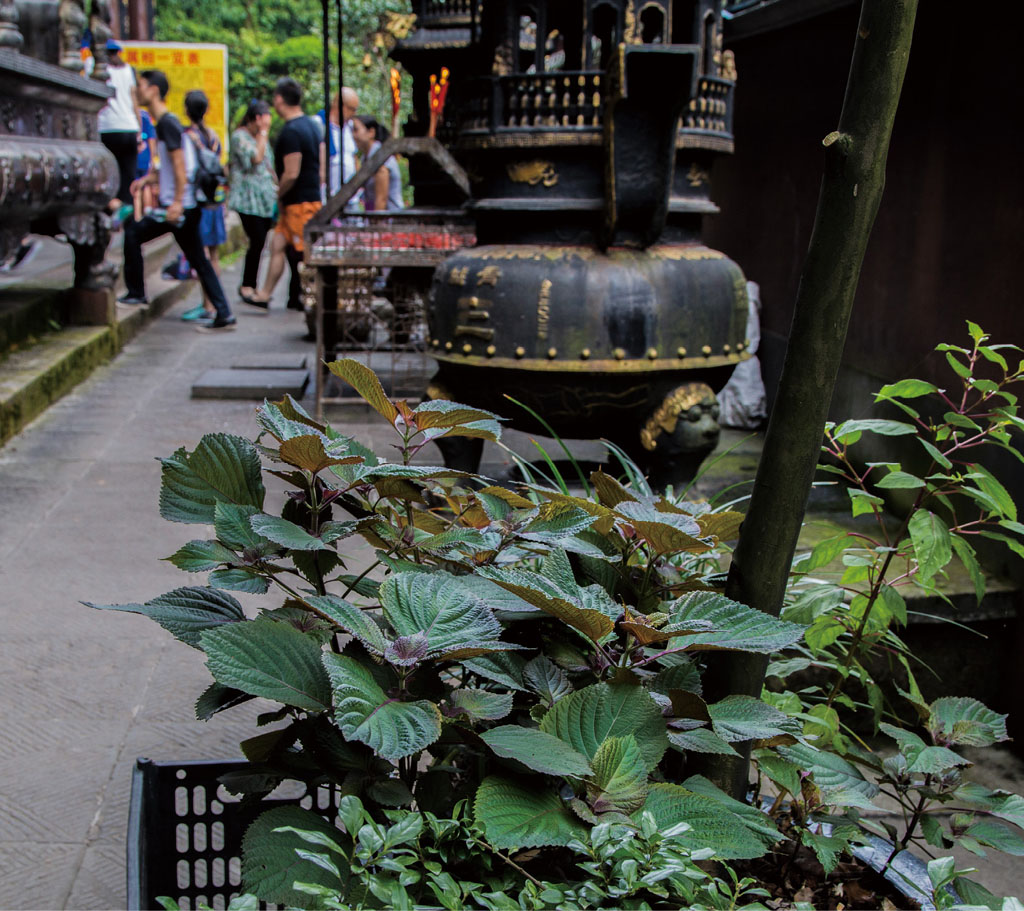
90, 330, 1024, 909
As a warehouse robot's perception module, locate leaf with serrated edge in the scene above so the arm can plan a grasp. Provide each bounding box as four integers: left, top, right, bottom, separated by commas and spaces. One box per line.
696, 510, 744, 541
590, 471, 638, 508
638, 783, 772, 859
474, 776, 586, 849
481, 726, 594, 777
664, 591, 805, 653
682, 774, 784, 844
909, 509, 952, 583
279, 434, 363, 473
478, 567, 613, 642
778, 743, 879, 807
165, 539, 237, 572
250, 514, 332, 551
215, 502, 272, 552
412, 400, 499, 429
209, 567, 271, 595
928, 696, 1008, 747
202, 618, 331, 711
84, 586, 246, 648
708, 695, 799, 744
242, 806, 348, 908
446, 689, 514, 721
668, 728, 739, 756
380, 572, 502, 657
327, 359, 399, 423
302, 593, 387, 655
323, 653, 441, 759
464, 653, 528, 690
195, 681, 253, 720
159, 433, 265, 524
587, 735, 648, 815
539, 682, 668, 771
523, 655, 573, 705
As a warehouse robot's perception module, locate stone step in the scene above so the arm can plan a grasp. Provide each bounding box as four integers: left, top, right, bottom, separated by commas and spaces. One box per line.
0, 218, 245, 448
191, 367, 310, 400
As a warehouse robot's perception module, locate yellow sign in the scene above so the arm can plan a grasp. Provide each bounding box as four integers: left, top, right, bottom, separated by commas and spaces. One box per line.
120, 41, 229, 158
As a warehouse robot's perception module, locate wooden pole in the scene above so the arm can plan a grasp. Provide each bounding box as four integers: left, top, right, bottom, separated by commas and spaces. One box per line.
698, 0, 920, 798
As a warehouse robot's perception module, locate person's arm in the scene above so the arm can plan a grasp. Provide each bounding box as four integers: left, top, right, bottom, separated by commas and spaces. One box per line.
253, 130, 269, 165
131, 70, 142, 129
166, 147, 186, 222
277, 151, 301, 201
374, 164, 389, 211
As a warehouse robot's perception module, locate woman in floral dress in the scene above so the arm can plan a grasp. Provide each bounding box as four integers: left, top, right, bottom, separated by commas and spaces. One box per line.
229, 99, 277, 304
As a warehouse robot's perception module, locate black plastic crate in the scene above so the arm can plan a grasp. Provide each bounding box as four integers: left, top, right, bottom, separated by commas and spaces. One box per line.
127, 758, 342, 911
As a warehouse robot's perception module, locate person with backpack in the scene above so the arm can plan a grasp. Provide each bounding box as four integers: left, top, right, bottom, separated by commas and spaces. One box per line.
180, 90, 227, 322
120, 70, 235, 331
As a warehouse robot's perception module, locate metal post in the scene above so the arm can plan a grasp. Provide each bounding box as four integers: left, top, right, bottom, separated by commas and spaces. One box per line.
321, 0, 332, 194
336, 0, 344, 124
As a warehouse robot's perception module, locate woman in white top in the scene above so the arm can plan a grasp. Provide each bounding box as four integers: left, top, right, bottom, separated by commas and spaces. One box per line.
98, 39, 141, 218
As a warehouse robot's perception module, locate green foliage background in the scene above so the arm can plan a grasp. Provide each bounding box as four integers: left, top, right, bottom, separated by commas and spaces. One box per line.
154, 0, 411, 134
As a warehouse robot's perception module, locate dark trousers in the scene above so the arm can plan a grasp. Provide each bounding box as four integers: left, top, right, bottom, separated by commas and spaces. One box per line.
101, 131, 138, 202
238, 212, 273, 290
286, 245, 303, 310
123, 207, 232, 321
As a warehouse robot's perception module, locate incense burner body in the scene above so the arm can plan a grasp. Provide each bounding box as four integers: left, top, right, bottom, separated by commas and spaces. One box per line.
395, 0, 749, 484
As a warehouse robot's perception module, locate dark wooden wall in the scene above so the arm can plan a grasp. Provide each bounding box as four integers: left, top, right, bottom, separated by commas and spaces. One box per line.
706, 2, 1024, 413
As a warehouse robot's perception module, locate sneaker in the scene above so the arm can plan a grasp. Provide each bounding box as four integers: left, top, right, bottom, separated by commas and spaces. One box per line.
181, 304, 211, 321
117, 293, 148, 306
195, 317, 237, 333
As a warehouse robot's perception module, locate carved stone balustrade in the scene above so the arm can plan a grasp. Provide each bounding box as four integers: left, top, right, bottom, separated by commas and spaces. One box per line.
1, 0, 119, 323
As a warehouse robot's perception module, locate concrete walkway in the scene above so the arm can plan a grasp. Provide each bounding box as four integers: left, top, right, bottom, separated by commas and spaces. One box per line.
0, 253, 337, 909
1, 249, 1021, 907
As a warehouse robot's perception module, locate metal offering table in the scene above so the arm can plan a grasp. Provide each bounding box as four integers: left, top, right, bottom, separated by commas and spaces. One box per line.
303, 138, 473, 418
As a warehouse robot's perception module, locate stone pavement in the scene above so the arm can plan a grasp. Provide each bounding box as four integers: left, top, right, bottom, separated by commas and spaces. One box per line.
0, 252, 386, 910
1, 250, 1021, 907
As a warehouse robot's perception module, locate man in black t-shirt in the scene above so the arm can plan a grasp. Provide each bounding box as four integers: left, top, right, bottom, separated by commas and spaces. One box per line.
246, 78, 325, 311
119, 69, 235, 331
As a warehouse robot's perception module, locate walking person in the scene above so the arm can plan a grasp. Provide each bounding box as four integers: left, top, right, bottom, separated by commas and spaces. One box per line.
230, 99, 277, 306
119, 69, 236, 331
180, 90, 228, 322
244, 78, 324, 312
97, 39, 141, 221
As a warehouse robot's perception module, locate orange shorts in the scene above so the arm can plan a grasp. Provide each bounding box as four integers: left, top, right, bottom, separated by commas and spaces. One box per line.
274, 200, 322, 252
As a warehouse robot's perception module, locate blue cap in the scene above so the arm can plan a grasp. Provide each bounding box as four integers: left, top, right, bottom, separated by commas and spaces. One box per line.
107, 38, 122, 52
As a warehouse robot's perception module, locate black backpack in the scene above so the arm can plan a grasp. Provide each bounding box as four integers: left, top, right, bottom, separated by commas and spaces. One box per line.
188, 128, 226, 205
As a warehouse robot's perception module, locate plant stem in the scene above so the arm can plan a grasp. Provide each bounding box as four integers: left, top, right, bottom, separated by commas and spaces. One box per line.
884, 790, 930, 871
471, 835, 545, 887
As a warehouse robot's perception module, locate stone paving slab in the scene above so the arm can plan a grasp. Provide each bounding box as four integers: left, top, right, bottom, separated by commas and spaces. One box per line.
190, 367, 309, 399
229, 353, 308, 370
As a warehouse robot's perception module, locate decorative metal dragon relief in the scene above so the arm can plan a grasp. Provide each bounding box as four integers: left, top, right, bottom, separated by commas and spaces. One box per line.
506, 160, 559, 187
